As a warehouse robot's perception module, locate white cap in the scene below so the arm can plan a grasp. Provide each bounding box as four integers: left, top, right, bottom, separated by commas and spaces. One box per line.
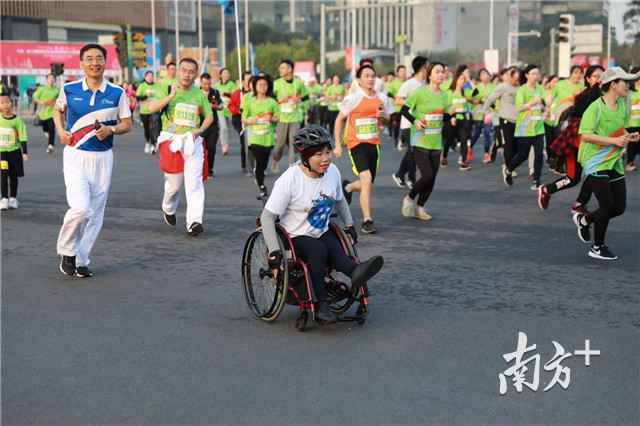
600, 67, 640, 85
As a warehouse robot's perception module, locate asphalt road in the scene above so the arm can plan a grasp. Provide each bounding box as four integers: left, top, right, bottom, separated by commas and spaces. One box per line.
2, 123, 639, 425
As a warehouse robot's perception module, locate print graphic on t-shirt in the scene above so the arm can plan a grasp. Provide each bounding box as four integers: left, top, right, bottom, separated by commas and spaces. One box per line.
307, 193, 336, 230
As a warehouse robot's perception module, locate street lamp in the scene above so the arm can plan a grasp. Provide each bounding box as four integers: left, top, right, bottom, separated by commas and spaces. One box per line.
507, 31, 541, 66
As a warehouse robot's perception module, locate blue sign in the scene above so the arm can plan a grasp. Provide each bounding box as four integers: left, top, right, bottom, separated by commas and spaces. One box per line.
144, 34, 161, 67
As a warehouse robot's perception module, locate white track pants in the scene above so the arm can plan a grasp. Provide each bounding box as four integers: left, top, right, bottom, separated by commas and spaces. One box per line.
56, 147, 113, 267
162, 140, 205, 229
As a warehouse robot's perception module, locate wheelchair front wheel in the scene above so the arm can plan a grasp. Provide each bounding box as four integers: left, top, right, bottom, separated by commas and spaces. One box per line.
241, 230, 289, 322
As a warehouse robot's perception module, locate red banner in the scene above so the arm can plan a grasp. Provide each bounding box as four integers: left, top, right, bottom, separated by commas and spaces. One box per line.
0, 42, 121, 77
294, 61, 316, 83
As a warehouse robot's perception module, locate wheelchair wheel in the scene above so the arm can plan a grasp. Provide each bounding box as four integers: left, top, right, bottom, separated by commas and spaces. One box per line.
242, 230, 289, 322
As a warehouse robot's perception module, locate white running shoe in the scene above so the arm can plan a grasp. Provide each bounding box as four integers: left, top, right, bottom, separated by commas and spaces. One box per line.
415, 206, 433, 221
401, 196, 416, 218
0, 198, 8, 210
8, 198, 18, 209
46, 145, 54, 154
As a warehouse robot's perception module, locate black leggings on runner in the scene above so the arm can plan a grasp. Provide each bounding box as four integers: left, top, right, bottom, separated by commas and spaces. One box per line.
41, 118, 56, 147
1, 173, 18, 198
508, 135, 544, 182
396, 128, 416, 183
444, 118, 470, 161
327, 110, 339, 134
292, 231, 356, 303
583, 172, 626, 246
500, 119, 516, 166
232, 114, 249, 169
249, 145, 272, 188
202, 126, 219, 173
409, 148, 441, 207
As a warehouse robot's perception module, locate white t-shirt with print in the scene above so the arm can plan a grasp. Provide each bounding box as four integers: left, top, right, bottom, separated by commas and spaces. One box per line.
397, 78, 425, 129
338, 87, 395, 118
265, 163, 344, 239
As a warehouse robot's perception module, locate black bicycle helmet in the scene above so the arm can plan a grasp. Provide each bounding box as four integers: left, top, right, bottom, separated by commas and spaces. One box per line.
293, 125, 333, 154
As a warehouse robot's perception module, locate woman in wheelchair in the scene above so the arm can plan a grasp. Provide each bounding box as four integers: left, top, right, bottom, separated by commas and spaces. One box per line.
259, 125, 384, 323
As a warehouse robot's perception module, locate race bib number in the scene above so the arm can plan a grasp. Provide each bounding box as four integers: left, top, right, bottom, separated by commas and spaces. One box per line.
530, 106, 543, 121
281, 101, 295, 114
0, 127, 16, 148
421, 113, 443, 135
355, 117, 378, 140
252, 117, 271, 136
453, 98, 466, 114
173, 103, 199, 128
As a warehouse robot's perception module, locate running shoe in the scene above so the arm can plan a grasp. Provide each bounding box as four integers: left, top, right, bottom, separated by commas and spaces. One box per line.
512, 170, 518, 178
59, 255, 76, 276
588, 244, 618, 261
258, 185, 268, 200
625, 162, 637, 172
0, 198, 7, 210
222, 143, 230, 155
572, 212, 591, 244
467, 148, 474, 162
502, 164, 513, 187
415, 206, 433, 221
401, 195, 416, 218
315, 301, 337, 323
397, 142, 405, 151
75, 266, 94, 278
8, 198, 18, 209
537, 186, 550, 210
406, 180, 414, 190
350, 255, 384, 291
361, 220, 377, 234
530, 181, 541, 191
459, 162, 471, 171
342, 179, 353, 204
570, 202, 588, 216
144, 143, 151, 154
163, 212, 177, 227
483, 153, 491, 164
441, 157, 448, 167
391, 173, 406, 188
46, 144, 54, 155
187, 222, 204, 237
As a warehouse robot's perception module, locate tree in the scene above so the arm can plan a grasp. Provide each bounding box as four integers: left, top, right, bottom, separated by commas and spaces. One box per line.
623, 0, 640, 42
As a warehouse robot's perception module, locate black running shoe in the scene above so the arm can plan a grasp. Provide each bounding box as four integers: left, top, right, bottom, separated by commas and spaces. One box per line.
187, 222, 204, 237
350, 255, 384, 291
502, 164, 513, 187
258, 185, 268, 200
342, 179, 352, 205
361, 220, 377, 234
59, 255, 76, 276
315, 301, 338, 323
75, 266, 94, 278
163, 212, 177, 226
572, 212, 591, 244
588, 244, 618, 260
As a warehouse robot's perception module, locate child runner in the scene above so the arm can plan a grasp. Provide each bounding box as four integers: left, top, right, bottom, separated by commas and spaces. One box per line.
0, 90, 28, 210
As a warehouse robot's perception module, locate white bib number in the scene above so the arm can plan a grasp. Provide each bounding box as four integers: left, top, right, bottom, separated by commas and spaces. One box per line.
355, 118, 378, 140
173, 103, 199, 128
0, 127, 16, 148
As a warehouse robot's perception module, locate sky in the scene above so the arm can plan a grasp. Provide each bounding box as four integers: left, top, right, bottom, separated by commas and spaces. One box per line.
611, 0, 631, 43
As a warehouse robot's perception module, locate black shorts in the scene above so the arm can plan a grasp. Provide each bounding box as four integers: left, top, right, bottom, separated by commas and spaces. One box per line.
348, 143, 380, 183
0, 149, 24, 177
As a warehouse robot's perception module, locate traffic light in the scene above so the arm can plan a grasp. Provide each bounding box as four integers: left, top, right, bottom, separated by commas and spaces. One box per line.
113, 32, 128, 68
557, 14, 574, 45
50, 62, 64, 77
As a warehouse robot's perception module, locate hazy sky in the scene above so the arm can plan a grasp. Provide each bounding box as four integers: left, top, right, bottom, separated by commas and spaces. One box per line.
611, 0, 631, 43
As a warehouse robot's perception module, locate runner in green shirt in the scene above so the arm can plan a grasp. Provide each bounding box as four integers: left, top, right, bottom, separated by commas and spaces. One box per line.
271, 59, 309, 172
155, 62, 178, 130
136, 70, 159, 154
242, 74, 279, 199
325, 75, 345, 134
214, 68, 238, 160
33, 74, 59, 153
386, 65, 407, 148
0, 90, 29, 210
400, 62, 450, 221
469, 68, 495, 163
503, 64, 545, 189
444, 69, 472, 170
147, 58, 214, 237
572, 66, 640, 260
306, 79, 322, 125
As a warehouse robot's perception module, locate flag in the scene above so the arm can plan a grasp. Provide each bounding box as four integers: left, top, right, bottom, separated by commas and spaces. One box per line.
218, 0, 234, 16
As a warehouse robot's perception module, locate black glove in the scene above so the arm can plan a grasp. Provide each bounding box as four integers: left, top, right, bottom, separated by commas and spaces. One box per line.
268, 250, 283, 270
344, 226, 357, 244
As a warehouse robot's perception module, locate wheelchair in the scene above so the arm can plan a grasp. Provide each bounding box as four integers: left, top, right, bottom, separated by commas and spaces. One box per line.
241, 220, 369, 331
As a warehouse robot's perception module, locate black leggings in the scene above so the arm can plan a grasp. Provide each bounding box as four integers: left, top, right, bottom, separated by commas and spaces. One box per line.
508, 135, 544, 182
500, 119, 516, 166
327, 110, 339, 134
249, 145, 272, 188
390, 112, 401, 145
627, 127, 640, 164
409, 148, 441, 207
292, 231, 356, 303
232, 114, 250, 170
583, 172, 626, 246
140, 113, 160, 146
444, 118, 470, 161
202, 126, 220, 173
396, 128, 416, 182
0, 173, 18, 198
42, 118, 56, 146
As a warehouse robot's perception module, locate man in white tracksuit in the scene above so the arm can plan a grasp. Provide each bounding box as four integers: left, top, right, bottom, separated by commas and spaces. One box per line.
54, 43, 132, 278
148, 58, 213, 237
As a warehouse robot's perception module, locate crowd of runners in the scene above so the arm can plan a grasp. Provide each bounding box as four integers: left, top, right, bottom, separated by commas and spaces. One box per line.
1, 42, 638, 280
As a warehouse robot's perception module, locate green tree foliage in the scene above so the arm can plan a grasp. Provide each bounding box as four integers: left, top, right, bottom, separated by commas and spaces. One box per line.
623, 0, 640, 42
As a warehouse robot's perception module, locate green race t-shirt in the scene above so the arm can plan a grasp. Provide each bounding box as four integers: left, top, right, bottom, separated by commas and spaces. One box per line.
471, 83, 494, 121
326, 84, 345, 112
406, 86, 450, 150
307, 84, 322, 107
33, 85, 59, 120
448, 89, 471, 120
386, 79, 403, 112
627, 90, 640, 129
0, 115, 28, 153
578, 97, 628, 176
549, 80, 584, 125
163, 86, 213, 135
515, 84, 545, 137
273, 77, 308, 123
242, 97, 279, 147
214, 80, 237, 118
136, 82, 156, 115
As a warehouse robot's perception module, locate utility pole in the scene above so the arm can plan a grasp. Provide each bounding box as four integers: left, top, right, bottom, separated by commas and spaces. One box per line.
151, 0, 157, 76
549, 28, 556, 75
174, 0, 180, 61
245, 0, 250, 70
320, 3, 326, 82
198, 0, 203, 67
221, 5, 226, 67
